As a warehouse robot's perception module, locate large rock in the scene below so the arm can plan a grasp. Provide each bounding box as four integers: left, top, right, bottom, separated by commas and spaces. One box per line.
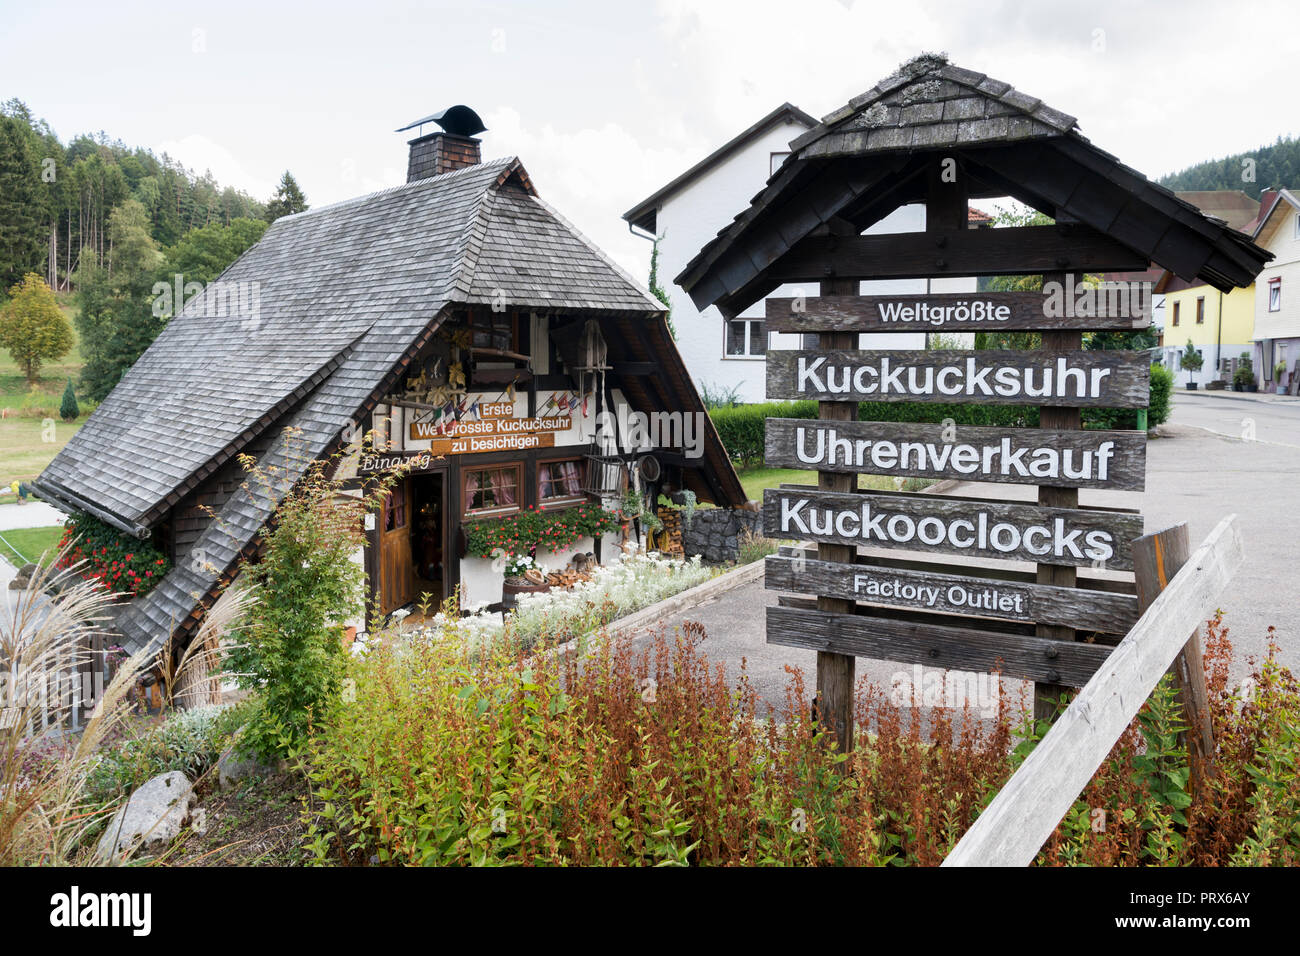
216, 747, 278, 789
96, 771, 196, 862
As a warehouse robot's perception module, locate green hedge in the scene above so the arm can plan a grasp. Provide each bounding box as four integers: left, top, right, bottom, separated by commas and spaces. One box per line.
709, 365, 1169, 466
709, 400, 817, 468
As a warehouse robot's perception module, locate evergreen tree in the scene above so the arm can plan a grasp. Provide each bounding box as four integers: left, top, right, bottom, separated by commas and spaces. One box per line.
264, 171, 308, 222
59, 377, 79, 421
0, 114, 45, 290
0, 272, 73, 382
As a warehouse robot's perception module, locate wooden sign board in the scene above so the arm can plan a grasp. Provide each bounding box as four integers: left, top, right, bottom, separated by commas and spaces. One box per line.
762, 487, 1142, 570
410, 415, 571, 441
764, 554, 1139, 634
428, 432, 555, 456
764, 287, 1152, 334
766, 605, 1114, 687
764, 419, 1146, 491
767, 349, 1149, 408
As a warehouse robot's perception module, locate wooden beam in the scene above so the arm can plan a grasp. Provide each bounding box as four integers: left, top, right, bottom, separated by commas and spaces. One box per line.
611, 361, 659, 376
943, 515, 1244, 867
813, 272, 857, 762
1132, 523, 1215, 785
767, 604, 1113, 687
766, 225, 1150, 283
1035, 272, 1084, 722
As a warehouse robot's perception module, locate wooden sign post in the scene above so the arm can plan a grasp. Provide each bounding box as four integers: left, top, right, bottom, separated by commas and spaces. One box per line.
1035, 271, 1081, 722
815, 270, 858, 758
761, 176, 1156, 750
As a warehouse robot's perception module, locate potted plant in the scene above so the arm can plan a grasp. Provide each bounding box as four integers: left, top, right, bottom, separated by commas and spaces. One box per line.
1275, 360, 1288, 395
1232, 353, 1252, 391
1179, 339, 1203, 390
502, 552, 549, 610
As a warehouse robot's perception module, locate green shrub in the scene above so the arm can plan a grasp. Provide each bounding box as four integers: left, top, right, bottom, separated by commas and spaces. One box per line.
709, 400, 817, 468
1146, 363, 1174, 426
735, 529, 778, 565
1084, 364, 1172, 430
302, 612, 1300, 866
305, 629, 903, 866
225, 441, 384, 761
86, 704, 244, 802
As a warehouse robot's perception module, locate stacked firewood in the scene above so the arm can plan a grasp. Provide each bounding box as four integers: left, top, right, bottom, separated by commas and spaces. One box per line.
655, 508, 684, 555
542, 552, 599, 588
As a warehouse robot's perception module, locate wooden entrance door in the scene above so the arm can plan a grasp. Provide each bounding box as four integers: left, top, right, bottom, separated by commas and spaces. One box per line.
379, 479, 415, 614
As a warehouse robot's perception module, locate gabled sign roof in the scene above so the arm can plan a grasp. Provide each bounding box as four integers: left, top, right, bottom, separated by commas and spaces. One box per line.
677, 55, 1272, 317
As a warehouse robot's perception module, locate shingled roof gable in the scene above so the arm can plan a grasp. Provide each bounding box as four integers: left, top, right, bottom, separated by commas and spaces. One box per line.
790, 59, 1076, 158
675, 55, 1272, 315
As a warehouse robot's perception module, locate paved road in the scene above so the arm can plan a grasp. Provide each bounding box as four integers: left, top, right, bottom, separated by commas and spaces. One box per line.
0, 500, 67, 531
1168, 390, 1300, 447
633, 390, 1300, 717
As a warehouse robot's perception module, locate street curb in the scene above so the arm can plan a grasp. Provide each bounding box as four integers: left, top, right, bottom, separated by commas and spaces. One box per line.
1177, 388, 1299, 405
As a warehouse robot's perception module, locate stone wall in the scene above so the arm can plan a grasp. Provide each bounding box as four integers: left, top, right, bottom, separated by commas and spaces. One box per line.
680, 507, 762, 563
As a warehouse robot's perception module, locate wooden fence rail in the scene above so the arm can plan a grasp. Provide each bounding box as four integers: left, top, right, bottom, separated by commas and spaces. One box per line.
942, 514, 1244, 867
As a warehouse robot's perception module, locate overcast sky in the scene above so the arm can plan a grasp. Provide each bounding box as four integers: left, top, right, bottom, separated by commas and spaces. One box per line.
3, 0, 1297, 284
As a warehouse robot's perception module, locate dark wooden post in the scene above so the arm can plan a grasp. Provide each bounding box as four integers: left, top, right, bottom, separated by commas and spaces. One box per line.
816, 266, 857, 760
1034, 270, 1080, 724
1132, 523, 1214, 782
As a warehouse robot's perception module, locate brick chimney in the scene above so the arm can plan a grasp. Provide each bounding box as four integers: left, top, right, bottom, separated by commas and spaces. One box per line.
398, 105, 487, 183
1258, 187, 1280, 227
407, 132, 481, 181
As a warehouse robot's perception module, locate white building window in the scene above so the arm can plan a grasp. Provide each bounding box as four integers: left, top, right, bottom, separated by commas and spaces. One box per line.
725, 318, 766, 357
1269, 278, 1281, 312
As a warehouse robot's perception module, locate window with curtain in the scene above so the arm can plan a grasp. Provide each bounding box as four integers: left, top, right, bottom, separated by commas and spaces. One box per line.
539, 458, 585, 503
463, 464, 521, 515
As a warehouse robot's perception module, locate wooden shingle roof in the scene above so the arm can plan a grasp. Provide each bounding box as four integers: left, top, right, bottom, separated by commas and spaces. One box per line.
676, 55, 1272, 317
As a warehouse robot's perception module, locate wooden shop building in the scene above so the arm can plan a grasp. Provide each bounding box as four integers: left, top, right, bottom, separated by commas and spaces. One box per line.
34, 106, 745, 660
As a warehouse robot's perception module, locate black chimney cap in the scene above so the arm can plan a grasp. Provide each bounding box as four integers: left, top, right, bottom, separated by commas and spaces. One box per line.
396, 105, 487, 138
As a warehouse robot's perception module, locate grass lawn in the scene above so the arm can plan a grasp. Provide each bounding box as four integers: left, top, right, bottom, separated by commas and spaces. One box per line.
0, 291, 90, 486
0, 524, 65, 567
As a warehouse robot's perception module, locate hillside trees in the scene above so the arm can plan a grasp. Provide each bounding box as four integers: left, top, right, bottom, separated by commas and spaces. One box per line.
0, 99, 265, 292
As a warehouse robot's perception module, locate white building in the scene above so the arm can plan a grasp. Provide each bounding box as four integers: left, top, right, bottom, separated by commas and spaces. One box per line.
1250, 188, 1300, 393
624, 104, 983, 404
